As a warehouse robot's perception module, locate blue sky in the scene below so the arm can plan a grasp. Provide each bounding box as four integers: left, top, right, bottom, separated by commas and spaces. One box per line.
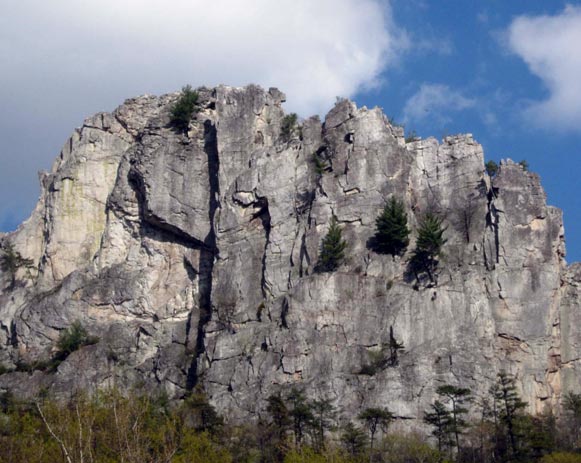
1, 0, 580, 262
356, 0, 581, 262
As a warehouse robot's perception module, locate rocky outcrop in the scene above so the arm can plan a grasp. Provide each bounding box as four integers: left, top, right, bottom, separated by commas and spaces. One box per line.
0, 85, 578, 430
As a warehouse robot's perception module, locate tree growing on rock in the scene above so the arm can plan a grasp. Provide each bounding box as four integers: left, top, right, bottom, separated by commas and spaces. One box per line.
317, 216, 347, 272
280, 113, 299, 142
409, 213, 447, 283
0, 241, 34, 289
170, 85, 199, 132
372, 196, 410, 255
485, 160, 498, 177
55, 321, 99, 362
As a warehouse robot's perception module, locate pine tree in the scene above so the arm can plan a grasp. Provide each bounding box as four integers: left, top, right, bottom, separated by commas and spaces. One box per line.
358, 407, 394, 453
410, 213, 447, 282
373, 196, 410, 255
280, 113, 299, 142
286, 388, 314, 448
310, 398, 336, 451
341, 422, 367, 456
436, 385, 471, 452
563, 392, 581, 446
485, 160, 499, 177
424, 400, 453, 454
317, 216, 347, 272
0, 242, 34, 289
493, 371, 527, 459
170, 85, 199, 131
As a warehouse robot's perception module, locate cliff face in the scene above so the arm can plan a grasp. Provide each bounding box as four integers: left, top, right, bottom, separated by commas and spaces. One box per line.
0, 85, 579, 426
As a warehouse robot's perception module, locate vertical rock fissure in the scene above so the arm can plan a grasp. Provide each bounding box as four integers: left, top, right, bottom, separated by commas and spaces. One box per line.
485, 187, 500, 269
186, 120, 220, 391
257, 197, 272, 299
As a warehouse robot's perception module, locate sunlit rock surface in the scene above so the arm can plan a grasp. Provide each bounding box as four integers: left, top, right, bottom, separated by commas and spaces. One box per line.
0, 85, 577, 430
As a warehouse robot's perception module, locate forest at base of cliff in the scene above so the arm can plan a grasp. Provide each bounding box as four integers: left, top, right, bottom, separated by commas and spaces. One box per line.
1, 385, 581, 463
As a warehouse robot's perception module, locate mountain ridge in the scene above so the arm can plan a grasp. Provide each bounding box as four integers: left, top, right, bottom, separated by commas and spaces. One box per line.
0, 84, 579, 431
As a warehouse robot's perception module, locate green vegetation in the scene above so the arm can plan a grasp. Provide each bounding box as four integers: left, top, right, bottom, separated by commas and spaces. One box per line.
405, 129, 419, 143
0, 376, 578, 463
312, 152, 329, 175
340, 422, 368, 457
435, 385, 471, 452
424, 400, 453, 453
358, 407, 393, 453
485, 160, 499, 177
372, 196, 410, 256
563, 392, 581, 447
55, 321, 99, 362
410, 212, 447, 282
317, 216, 347, 272
0, 389, 229, 463
491, 371, 529, 460
0, 241, 34, 289
519, 159, 529, 171
170, 85, 199, 131
281, 113, 299, 142
387, 116, 403, 128
11, 321, 99, 374
359, 327, 404, 375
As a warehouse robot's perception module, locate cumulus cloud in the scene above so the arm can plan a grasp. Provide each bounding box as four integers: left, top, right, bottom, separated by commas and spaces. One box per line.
0, 0, 401, 117
403, 83, 476, 125
508, 5, 581, 131
0, 0, 403, 231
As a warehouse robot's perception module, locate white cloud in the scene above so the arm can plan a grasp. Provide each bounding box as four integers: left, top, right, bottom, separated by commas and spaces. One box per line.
403, 83, 475, 125
508, 5, 581, 131
0, 0, 402, 117
0, 0, 404, 231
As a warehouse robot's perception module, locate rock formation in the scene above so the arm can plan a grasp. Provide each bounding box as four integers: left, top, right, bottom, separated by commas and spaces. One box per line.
0, 85, 579, 429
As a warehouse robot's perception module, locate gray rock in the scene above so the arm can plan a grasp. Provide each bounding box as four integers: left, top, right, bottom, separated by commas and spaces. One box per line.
0, 85, 579, 432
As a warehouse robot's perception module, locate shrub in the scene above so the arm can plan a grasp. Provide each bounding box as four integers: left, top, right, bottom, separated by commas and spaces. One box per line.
55, 321, 99, 361
281, 113, 299, 142
170, 85, 199, 131
541, 453, 581, 463
312, 153, 328, 175
380, 433, 442, 463
387, 116, 403, 128
0, 363, 11, 375
405, 130, 419, 143
485, 160, 498, 177
317, 216, 347, 272
519, 159, 529, 171
372, 196, 410, 255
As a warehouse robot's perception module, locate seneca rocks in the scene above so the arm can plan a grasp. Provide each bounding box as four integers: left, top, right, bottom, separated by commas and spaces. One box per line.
0, 85, 579, 430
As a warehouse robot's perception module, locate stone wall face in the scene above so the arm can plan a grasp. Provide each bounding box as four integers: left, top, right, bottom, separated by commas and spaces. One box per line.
0, 85, 578, 428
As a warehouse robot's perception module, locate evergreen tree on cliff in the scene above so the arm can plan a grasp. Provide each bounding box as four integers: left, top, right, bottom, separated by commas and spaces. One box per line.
317, 216, 347, 272
0, 242, 34, 289
372, 196, 410, 255
410, 213, 447, 282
